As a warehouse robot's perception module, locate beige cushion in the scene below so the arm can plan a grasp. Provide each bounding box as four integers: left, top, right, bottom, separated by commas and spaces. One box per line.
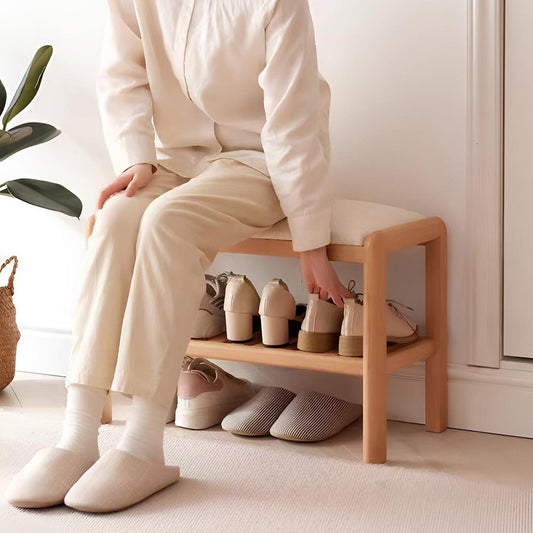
252, 198, 427, 246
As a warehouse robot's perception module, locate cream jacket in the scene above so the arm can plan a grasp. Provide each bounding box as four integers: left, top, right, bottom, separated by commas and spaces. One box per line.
96, 0, 333, 252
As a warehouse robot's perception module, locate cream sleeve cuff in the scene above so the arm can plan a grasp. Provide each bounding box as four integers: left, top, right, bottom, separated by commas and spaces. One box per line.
107, 133, 158, 176
286, 206, 332, 252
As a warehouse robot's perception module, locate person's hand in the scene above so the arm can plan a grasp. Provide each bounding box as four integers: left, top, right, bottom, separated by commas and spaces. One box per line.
298, 246, 352, 308
95, 163, 155, 210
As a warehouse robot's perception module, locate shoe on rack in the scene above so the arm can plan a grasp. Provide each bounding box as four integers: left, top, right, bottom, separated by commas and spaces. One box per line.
338, 280, 419, 357
191, 271, 234, 340
297, 293, 344, 353
269, 390, 362, 442
175, 357, 256, 429
221, 386, 296, 436
258, 278, 300, 347
223, 274, 261, 342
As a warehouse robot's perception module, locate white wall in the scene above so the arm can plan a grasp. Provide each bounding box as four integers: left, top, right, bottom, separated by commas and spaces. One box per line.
1, 1, 467, 403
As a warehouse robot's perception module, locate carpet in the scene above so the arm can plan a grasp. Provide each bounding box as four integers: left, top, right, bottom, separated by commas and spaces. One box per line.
0, 411, 531, 533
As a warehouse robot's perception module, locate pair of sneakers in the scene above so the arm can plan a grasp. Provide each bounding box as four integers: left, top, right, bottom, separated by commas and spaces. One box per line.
298, 280, 419, 356
175, 357, 361, 442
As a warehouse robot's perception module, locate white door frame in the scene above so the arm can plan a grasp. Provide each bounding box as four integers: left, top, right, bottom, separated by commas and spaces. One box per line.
465, 0, 504, 368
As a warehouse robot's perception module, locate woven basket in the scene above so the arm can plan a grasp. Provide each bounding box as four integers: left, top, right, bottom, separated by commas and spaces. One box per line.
0, 256, 21, 391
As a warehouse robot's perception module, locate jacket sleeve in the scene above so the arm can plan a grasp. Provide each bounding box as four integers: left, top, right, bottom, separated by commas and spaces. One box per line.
258, 0, 333, 253
96, 0, 158, 176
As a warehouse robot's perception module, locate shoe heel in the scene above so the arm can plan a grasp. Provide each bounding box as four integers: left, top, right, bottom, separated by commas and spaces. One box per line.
338, 335, 363, 356
297, 329, 339, 353
260, 315, 289, 347
225, 311, 254, 342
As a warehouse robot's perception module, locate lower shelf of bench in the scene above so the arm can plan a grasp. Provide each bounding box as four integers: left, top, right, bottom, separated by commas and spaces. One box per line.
186, 330, 434, 376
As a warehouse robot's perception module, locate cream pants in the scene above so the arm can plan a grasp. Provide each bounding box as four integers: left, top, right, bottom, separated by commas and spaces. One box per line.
65, 158, 286, 410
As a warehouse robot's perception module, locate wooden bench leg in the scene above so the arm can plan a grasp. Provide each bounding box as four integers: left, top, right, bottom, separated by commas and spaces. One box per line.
363, 234, 388, 464
100, 390, 113, 425
425, 225, 448, 432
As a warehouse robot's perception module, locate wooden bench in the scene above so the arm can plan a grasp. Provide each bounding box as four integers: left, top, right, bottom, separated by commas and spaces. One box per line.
91, 198, 448, 465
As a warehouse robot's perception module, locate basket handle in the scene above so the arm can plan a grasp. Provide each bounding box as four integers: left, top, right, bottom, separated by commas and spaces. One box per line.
0, 256, 18, 296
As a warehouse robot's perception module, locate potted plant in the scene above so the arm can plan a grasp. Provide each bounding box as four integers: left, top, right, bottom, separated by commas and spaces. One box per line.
0, 45, 82, 391
0, 45, 82, 216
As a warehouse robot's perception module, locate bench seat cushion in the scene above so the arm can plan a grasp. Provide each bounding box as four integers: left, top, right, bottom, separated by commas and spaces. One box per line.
252, 199, 426, 246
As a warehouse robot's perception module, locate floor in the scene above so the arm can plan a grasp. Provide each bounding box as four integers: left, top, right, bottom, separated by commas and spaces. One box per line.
1, 371, 532, 490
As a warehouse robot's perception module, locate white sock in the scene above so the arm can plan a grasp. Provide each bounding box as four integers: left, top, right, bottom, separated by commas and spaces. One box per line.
56, 383, 108, 463
115, 395, 168, 464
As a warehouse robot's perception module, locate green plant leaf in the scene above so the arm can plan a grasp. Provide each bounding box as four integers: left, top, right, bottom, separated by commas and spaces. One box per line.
2, 45, 53, 130
0, 122, 61, 161
0, 78, 6, 116
3, 178, 82, 218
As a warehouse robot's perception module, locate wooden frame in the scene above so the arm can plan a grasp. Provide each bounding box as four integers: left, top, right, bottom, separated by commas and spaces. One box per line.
93, 214, 448, 464
466, 0, 504, 368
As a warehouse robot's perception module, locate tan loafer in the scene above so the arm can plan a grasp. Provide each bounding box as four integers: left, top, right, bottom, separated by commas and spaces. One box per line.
297, 293, 344, 352
64, 449, 180, 513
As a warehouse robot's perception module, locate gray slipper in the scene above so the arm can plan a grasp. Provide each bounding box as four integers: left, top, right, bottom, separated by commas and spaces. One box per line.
269, 390, 362, 442
5, 447, 96, 508
64, 448, 180, 513
221, 386, 296, 436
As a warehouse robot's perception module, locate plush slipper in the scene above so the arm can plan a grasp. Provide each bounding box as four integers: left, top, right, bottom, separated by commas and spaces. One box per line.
221, 386, 296, 436
269, 390, 362, 442
5, 447, 96, 508
64, 448, 180, 513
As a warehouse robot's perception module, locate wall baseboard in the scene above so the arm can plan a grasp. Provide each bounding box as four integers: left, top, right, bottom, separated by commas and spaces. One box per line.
388, 362, 533, 438
16, 326, 72, 378
17, 327, 533, 439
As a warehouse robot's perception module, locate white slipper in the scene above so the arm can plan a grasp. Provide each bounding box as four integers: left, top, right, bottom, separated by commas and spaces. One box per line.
64, 448, 181, 513
5, 447, 96, 508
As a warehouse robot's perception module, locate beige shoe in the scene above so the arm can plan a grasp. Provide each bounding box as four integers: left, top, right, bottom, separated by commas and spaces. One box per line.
258, 278, 297, 347
297, 293, 344, 352
175, 357, 255, 429
64, 449, 180, 513
5, 447, 96, 508
223, 274, 261, 342
338, 281, 419, 357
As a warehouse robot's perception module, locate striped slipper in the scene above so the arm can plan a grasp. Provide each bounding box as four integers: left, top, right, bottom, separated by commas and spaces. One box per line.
221, 386, 296, 436
269, 391, 362, 442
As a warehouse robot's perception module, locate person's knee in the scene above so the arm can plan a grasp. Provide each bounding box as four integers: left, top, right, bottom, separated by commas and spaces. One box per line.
92, 192, 144, 241
137, 197, 212, 266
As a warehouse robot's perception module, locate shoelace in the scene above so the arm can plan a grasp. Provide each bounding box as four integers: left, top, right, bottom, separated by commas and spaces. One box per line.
346, 279, 415, 318
206, 270, 235, 309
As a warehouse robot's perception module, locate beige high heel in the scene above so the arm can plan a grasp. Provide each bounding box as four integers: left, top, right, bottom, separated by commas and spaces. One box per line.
223, 274, 260, 342
259, 278, 296, 347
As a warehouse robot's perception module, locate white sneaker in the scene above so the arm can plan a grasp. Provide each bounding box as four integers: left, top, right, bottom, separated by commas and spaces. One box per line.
175, 357, 255, 429
338, 280, 419, 356
191, 271, 234, 339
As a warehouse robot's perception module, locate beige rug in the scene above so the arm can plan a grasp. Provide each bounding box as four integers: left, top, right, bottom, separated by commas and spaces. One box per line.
0, 411, 531, 533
